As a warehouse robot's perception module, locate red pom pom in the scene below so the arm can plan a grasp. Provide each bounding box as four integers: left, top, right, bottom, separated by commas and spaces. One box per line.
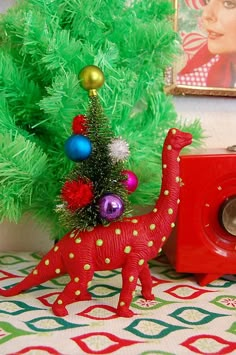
72, 115, 87, 134
61, 178, 93, 211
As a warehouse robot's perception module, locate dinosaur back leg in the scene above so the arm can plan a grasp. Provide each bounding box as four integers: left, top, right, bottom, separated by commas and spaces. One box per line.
0, 246, 65, 297
52, 265, 94, 317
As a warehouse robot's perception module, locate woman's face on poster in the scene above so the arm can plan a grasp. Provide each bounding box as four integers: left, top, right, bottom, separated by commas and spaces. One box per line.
202, 0, 236, 54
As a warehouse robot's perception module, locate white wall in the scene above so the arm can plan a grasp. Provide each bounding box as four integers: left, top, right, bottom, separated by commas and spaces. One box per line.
0, 217, 53, 253
0, 1, 235, 252
0, 0, 15, 12
174, 96, 236, 149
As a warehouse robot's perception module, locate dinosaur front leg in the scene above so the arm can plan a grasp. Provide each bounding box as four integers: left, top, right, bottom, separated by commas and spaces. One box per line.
139, 263, 155, 300
117, 263, 140, 318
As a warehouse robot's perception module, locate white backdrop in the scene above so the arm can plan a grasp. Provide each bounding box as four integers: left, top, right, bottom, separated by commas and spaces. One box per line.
0, 0, 15, 12
0, 0, 235, 251
174, 96, 236, 148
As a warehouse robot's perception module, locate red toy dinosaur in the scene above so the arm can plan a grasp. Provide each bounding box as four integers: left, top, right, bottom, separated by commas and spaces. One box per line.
0, 128, 192, 317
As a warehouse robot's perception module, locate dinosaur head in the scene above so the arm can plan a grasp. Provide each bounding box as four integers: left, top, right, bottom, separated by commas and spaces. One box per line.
166, 128, 192, 151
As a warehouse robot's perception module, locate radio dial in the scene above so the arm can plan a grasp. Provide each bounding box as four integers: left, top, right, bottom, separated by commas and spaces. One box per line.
220, 196, 236, 237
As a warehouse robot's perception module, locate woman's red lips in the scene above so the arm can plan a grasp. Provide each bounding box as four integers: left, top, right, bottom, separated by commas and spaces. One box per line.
208, 30, 223, 39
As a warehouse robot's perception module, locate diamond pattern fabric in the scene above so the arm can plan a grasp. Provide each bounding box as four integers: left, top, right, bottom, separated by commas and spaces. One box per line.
0, 252, 235, 354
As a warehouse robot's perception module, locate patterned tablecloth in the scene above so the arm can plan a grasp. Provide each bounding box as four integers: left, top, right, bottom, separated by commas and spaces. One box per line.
0, 252, 235, 355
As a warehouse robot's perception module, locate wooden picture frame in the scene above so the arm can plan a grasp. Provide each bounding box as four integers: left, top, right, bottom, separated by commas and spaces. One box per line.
165, 0, 236, 97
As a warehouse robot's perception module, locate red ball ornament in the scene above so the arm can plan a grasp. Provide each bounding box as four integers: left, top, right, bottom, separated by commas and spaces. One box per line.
121, 170, 139, 194
61, 178, 93, 211
72, 114, 87, 135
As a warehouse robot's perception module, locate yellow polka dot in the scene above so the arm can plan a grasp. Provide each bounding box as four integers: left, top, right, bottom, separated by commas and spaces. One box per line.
120, 301, 125, 306
124, 246, 132, 254
148, 241, 154, 247
54, 246, 59, 252
177, 156, 180, 162
132, 291, 136, 297
75, 290, 81, 296
176, 176, 180, 182
57, 299, 63, 305
164, 190, 169, 196
131, 219, 138, 224
177, 199, 180, 204
129, 276, 134, 282
153, 208, 157, 213
150, 224, 156, 231
105, 258, 111, 264
163, 164, 167, 169
133, 230, 138, 236
84, 264, 91, 270
75, 238, 81, 244
167, 145, 172, 150
171, 223, 175, 228
138, 259, 144, 266
69, 253, 75, 259
96, 239, 103, 246
33, 269, 38, 275
70, 231, 76, 238
45, 259, 50, 266
74, 277, 79, 282
55, 268, 61, 274
87, 281, 92, 287
159, 248, 162, 254
162, 236, 167, 242
115, 229, 121, 235
172, 129, 177, 134
168, 208, 173, 215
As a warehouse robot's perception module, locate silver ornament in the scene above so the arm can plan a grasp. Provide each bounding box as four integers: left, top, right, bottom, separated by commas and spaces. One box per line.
108, 138, 130, 162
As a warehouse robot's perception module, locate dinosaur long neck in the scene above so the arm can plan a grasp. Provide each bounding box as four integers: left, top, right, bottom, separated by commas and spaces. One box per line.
148, 143, 181, 241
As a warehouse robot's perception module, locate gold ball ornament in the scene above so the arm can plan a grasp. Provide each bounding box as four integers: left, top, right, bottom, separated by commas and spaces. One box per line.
79, 65, 105, 95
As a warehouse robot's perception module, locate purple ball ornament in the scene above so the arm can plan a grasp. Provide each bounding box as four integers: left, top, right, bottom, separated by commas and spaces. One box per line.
121, 170, 139, 194
65, 134, 92, 162
99, 194, 125, 221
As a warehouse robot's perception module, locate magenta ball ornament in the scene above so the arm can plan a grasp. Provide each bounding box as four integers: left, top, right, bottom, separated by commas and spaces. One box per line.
99, 194, 124, 221
65, 134, 92, 162
121, 170, 139, 194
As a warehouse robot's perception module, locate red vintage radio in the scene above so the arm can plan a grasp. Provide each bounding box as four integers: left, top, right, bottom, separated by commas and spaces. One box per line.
163, 147, 236, 286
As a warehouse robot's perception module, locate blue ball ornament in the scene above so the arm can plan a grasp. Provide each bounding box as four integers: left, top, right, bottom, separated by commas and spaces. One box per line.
65, 135, 92, 162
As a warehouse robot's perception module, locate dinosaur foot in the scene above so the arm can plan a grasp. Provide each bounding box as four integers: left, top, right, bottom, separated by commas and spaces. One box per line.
52, 303, 68, 317
117, 307, 135, 318
142, 292, 155, 301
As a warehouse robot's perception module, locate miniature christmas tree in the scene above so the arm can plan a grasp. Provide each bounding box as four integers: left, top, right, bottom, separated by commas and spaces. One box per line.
0, 0, 203, 240
59, 65, 133, 231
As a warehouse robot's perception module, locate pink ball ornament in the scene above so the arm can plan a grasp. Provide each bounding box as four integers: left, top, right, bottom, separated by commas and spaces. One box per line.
121, 170, 139, 194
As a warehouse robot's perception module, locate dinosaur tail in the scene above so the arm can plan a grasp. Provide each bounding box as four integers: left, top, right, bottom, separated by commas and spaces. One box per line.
0, 243, 65, 297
